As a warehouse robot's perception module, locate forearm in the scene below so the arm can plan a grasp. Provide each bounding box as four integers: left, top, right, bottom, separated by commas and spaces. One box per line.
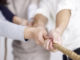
56, 9, 71, 35
13, 16, 23, 24
0, 5, 26, 25
32, 14, 48, 27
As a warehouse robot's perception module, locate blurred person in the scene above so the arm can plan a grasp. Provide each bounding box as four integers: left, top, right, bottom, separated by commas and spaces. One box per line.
31, 0, 80, 60
0, 0, 28, 26
5, 0, 50, 60
0, 0, 47, 47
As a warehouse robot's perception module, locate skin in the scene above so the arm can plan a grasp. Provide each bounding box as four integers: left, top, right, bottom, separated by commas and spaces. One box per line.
13, 15, 48, 45
24, 27, 47, 45
56, 9, 71, 35
13, 16, 28, 26
31, 14, 48, 27
30, 14, 48, 45
0, 0, 48, 46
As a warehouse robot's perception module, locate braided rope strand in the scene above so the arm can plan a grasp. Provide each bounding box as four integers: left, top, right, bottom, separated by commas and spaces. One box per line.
53, 43, 80, 60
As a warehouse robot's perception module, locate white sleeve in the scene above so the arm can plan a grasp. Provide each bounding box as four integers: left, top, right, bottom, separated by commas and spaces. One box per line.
35, 0, 51, 19
28, 4, 38, 20
57, 0, 76, 14
0, 19, 26, 41
28, 0, 51, 20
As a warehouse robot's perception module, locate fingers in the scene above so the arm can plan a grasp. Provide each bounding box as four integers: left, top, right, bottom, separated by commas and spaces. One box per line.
37, 33, 45, 45
37, 28, 48, 45
43, 33, 49, 40
43, 29, 62, 52
43, 38, 57, 52
44, 40, 50, 50
25, 26, 61, 52
33, 28, 58, 51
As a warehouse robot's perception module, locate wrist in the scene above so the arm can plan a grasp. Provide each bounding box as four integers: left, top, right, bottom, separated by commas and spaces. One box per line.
13, 16, 22, 24
24, 27, 33, 39
55, 27, 63, 35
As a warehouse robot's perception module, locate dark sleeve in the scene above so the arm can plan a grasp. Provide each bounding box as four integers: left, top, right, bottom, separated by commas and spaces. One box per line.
0, 5, 15, 22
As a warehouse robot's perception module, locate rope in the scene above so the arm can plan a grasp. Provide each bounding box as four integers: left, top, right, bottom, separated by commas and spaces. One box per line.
53, 43, 80, 60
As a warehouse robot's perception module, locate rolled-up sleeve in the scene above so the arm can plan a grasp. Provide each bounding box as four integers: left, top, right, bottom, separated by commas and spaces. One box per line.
35, 0, 50, 18
28, 0, 51, 20
28, 4, 38, 20
57, 0, 76, 14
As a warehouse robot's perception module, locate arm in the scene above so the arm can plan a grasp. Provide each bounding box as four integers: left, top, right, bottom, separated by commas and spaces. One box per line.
28, 0, 50, 27
0, 5, 28, 25
44, 9, 71, 51
0, 19, 26, 41
55, 9, 71, 35
55, 0, 76, 35
32, 14, 48, 27
0, 17, 47, 45
0, 5, 14, 22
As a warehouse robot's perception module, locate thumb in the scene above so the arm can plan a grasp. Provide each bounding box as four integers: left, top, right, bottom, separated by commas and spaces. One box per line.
38, 33, 46, 45
43, 35, 49, 40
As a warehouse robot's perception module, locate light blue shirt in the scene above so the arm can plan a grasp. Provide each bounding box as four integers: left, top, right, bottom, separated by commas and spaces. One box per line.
0, 11, 26, 41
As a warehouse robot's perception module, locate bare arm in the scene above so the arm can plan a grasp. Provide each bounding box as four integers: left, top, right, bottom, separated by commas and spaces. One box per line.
55, 9, 71, 35
32, 14, 48, 27
13, 16, 28, 26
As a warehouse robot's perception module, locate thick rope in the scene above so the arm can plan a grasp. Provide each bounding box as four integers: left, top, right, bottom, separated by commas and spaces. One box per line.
53, 43, 80, 60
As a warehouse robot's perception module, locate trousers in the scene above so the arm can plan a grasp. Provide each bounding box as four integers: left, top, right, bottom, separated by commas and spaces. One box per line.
12, 40, 50, 60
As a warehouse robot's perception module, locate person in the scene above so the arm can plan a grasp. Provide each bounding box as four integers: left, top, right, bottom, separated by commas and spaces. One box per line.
4, 0, 50, 60
0, 0, 28, 25
31, 0, 80, 60
0, 0, 47, 45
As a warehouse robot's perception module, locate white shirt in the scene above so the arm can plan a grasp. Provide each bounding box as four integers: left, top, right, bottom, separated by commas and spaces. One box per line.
32, 0, 80, 50
7, 0, 39, 20
0, 11, 26, 41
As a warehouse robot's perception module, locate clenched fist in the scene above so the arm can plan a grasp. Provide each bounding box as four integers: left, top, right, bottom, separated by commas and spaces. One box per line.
44, 29, 62, 52
24, 27, 48, 45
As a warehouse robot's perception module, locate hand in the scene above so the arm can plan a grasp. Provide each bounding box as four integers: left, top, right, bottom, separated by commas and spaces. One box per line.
44, 29, 62, 52
24, 27, 48, 45
28, 14, 48, 27
13, 16, 28, 26
20, 19, 28, 26
28, 20, 45, 27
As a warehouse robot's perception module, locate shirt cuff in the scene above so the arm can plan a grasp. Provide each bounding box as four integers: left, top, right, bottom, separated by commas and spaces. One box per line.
28, 6, 50, 20
56, 6, 72, 14
34, 8, 50, 19
14, 25, 26, 41
56, 0, 75, 14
